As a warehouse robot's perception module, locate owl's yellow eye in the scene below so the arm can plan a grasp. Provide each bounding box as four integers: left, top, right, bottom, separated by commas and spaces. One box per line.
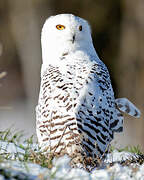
56, 24, 65, 30
79, 25, 82, 31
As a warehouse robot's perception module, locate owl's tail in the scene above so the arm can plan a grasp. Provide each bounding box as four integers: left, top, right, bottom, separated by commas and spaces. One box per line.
115, 98, 141, 118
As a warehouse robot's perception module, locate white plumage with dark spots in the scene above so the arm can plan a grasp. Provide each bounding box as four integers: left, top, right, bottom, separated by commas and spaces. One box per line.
36, 14, 141, 159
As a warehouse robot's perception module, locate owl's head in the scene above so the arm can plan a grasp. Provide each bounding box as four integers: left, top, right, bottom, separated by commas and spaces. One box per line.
41, 14, 96, 65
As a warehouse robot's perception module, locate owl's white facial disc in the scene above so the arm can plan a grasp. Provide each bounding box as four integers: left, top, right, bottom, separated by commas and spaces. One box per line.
41, 14, 97, 65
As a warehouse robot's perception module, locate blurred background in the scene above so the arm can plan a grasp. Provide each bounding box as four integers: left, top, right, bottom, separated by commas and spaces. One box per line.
0, 0, 143, 149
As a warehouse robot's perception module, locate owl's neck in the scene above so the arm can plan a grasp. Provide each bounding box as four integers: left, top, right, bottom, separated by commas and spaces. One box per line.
41, 39, 99, 66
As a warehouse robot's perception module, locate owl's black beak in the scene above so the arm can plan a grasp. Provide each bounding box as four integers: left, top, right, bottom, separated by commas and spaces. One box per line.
72, 35, 75, 44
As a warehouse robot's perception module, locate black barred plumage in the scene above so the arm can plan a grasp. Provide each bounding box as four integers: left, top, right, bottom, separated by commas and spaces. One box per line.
36, 59, 124, 158
36, 14, 140, 161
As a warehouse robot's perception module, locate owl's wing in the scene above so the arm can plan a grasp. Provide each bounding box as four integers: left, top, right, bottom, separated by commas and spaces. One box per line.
115, 98, 141, 118
92, 62, 124, 133
75, 61, 124, 156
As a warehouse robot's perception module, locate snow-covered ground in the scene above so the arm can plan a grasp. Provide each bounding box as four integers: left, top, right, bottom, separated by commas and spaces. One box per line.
0, 141, 144, 180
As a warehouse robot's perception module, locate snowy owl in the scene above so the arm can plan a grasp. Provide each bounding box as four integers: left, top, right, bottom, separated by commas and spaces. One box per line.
36, 14, 140, 159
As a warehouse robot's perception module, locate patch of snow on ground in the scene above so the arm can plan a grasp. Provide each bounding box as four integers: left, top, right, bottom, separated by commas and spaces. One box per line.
105, 150, 140, 163
0, 141, 144, 179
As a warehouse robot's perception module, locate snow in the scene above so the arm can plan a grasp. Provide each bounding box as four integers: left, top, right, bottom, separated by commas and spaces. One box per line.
0, 141, 25, 154
0, 141, 144, 179
105, 150, 141, 163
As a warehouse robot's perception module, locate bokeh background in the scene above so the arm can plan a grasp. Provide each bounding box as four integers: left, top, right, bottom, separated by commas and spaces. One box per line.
0, 0, 143, 149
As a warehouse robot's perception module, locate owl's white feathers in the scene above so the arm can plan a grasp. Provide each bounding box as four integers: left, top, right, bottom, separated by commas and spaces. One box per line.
36, 14, 140, 159
115, 98, 140, 118
41, 14, 98, 67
